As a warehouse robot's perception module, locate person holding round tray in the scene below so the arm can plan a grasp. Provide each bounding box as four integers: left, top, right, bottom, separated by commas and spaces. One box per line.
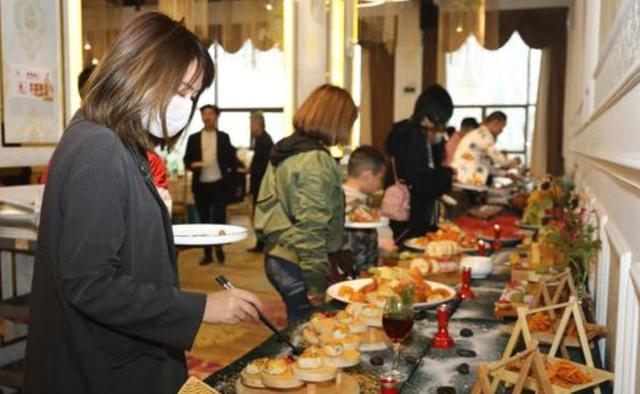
24, 13, 263, 394
342, 146, 387, 277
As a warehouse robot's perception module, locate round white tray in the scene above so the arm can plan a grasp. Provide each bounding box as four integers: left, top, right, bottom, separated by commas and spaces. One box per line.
345, 217, 389, 229
327, 278, 455, 309
172, 224, 248, 246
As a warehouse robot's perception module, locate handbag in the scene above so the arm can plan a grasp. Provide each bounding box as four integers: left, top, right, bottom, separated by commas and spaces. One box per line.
381, 157, 410, 221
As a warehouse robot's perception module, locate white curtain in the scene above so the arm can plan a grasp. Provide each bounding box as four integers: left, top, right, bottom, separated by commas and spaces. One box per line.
158, 0, 209, 39
359, 49, 373, 146
530, 48, 551, 176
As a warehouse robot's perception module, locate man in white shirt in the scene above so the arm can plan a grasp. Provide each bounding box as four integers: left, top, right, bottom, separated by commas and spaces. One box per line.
184, 105, 240, 265
451, 111, 514, 185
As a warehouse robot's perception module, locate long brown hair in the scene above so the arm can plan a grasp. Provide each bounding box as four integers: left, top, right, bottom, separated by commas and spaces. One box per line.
82, 12, 214, 149
293, 84, 358, 146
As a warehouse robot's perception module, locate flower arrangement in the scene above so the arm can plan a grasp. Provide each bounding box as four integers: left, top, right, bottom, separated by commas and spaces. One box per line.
541, 191, 601, 295
522, 176, 572, 226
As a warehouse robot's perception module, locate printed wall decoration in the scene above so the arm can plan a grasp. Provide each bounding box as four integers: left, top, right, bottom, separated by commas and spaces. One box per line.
1, 0, 64, 145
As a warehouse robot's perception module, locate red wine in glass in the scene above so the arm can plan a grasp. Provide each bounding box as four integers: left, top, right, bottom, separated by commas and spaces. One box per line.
383, 314, 414, 343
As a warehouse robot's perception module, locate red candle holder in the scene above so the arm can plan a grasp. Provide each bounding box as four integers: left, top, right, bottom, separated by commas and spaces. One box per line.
432, 304, 455, 349
477, 240, 486, 256
380, 376, 400, 394
493, 224, 502, 251
458, 266, 476, 300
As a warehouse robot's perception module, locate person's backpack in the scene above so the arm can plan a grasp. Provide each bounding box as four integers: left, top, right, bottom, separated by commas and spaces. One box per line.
381, 157, 410, 221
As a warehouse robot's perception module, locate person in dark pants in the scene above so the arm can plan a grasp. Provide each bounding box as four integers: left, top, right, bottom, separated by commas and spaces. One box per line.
184, 105, 240, 265
385, 84, 455, 244
248, 111, 274, 253
254, 85, 358, 325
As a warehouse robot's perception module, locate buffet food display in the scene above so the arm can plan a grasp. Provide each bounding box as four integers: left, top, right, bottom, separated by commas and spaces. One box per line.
327, 267, 455, 307
404, 221, 477, 254
346, 205, 381, 223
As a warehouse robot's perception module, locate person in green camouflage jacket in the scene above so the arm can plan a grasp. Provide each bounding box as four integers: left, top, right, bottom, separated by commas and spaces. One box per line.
254, 85, 357, 325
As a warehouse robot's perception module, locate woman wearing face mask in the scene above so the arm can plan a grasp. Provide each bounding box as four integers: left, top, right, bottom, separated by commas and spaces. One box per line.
384, 84, 455, 244
24, 13, 262, 394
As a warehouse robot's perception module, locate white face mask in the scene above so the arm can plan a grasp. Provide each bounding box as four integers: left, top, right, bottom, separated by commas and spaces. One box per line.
143, 94, 194, 138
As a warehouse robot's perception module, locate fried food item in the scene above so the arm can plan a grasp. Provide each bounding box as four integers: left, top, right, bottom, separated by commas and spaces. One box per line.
507, 357, 592, 388
347, 205, 381, 223
338, 286, 355, 298
547, 360, 592, 387
410, 221, 476, 251
350, 291, 366, 303
528, 312, 554, 332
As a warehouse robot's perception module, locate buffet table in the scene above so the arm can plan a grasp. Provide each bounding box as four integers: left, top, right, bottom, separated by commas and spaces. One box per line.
204, 203, 611, 393
205, 267, 513, 393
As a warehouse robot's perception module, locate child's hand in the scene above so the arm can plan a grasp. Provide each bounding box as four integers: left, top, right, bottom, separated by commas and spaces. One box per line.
379, 237, 398, 254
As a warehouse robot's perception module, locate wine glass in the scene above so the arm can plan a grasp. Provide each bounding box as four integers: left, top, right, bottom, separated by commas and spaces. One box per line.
382, 287, 414, 381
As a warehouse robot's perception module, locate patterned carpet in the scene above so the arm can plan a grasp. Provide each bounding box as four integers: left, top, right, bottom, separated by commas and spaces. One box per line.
177, 203, 287, 379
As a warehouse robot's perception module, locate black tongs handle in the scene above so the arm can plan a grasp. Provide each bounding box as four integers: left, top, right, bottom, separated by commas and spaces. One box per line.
214, 275, 303, 355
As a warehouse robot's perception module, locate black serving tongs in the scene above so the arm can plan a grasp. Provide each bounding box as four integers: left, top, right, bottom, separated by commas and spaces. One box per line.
215, 275, 303, 355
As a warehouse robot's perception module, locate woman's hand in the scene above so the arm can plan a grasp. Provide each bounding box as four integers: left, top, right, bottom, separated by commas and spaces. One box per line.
203, 289, 263, 325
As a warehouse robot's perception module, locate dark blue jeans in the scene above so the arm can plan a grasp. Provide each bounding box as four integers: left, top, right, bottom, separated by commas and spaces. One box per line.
265, 255, 312, 326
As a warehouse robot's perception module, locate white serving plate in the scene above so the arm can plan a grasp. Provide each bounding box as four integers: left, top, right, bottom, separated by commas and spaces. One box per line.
403, 238, 476, 254
327, 278, 456, 310
345, 216, 389, 229
172, 224, 248, 246
460, 256, 493, 279
453, 182, 489, 192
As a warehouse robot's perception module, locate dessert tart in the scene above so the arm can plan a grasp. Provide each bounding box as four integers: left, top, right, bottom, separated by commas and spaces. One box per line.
240, 358, 268, 388
291, 346, 338, 383
359, 304, 383, 327
349, 317, 368, 334
320, 324, 361, 351
359, 327, 389, 352
302, 324, 321, 346
336, 310, 353, 324
322, 341, 361, 368
365, 292, 388, 309
260, 358, 304, 389
310, 313, 338, 334
321, 324, 360, 350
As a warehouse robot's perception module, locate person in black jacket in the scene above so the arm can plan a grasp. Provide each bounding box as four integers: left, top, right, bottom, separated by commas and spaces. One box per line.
184, 105, 240, 264
385, 84, 454, 243
248, 110, 274, 252
24, 13, 262, 394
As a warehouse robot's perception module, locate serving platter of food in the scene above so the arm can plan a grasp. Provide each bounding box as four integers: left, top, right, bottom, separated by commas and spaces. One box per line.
499, 355, 613, 393
327, 267, 456, 310
344, 206, 388, 229
172, 224, 248, 246
236, 357, 359, 394
404, 221, 477, 255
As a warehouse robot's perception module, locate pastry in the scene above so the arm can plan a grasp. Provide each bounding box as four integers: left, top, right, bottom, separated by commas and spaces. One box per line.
365, 292, 387, 308
240, 358, 268, 388
359, 327, 389, 352
302, 324, 321, 345
349, 317, 367, 334
336, 310, 353, 324
322, 341, 361, 368
359, 304, 383, 327
310, 313, 337, 334
260, 358, 304, 389
291, 346, 338, 382
320, 323, 361, 351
